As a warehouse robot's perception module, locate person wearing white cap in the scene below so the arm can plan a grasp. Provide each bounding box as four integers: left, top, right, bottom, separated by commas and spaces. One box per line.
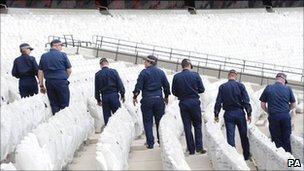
133, 55, 171, 149
12, 43, 39, 98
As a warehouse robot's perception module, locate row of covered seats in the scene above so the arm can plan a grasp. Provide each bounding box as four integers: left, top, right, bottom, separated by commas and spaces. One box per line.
14, 101, 94, 170
1, 94, 52, 161
96, 106, 135, 170
159, 100, 191, 170
248, 125, 303, 170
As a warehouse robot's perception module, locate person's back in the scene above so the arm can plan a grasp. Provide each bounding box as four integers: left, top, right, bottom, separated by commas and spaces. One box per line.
218, 80, 248, 112
95, 58, 125, 126
172, 69, 204, 100
39, 49, 70, 80
95, 67, 125, 96
38, 39, 72, 115
133, 55, 170, 149
136, 66, 169, 99
260, 82, 294, 115
214, 69, 251, 160
172, 59, 206, 155
13, 55, 38, 78
259, 73, 296, 153
12, 43, 38, 98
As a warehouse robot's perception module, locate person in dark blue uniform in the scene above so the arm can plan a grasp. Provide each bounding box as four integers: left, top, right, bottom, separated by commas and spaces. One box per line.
38, 39, 72, 115
133, 55, 171, 149
12, 43, 39, 98
259, 73, 296, 153
95, 58, 125, 125
172, 59, 206, 155
214, 69, 252, 160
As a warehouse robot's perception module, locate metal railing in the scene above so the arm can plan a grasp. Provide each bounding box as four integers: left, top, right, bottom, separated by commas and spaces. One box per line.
46, 34, 304, 84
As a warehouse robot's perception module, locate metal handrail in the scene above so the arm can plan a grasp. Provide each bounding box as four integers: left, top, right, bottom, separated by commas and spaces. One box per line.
46, 35, 304, 83
91, 35, 303, 71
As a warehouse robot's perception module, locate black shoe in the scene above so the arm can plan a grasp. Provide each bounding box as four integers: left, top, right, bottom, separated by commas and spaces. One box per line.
144, 142, 153, 149
196, 149, 207, 154
146, 145, 153, 149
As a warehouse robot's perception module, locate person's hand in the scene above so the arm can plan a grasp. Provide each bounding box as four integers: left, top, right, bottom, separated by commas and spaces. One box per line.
214, 117, 219, 123
133, 98, 138, 106
121, 96, 125, 103
97, 101, 102, 106
164, 97, 169, 105
247, 116, 252, 124
40, 86, 46, 94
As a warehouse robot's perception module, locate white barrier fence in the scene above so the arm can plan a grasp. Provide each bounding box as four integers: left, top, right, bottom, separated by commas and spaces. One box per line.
15, 102, 94, 170
96, 106, 135, 170
1, 94, 52, 161
248, 125, 303, 170
159, 100, 191, 170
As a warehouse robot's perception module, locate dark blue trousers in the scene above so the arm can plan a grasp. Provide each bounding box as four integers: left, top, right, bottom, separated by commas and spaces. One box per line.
224, 109, 250, 160
141, 97, 165, 147
45, 79, 70, 115
19, 77, 38, 98
179, 98, 203, 154
268, 113, 292, 153
102, 93, 121, 125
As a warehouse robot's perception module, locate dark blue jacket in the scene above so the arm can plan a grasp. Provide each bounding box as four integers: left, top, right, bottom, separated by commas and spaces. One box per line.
214, 79, 252, 117
38, 49, 71, 80
172, 69, 204, 100
95, 67, 125, 103
259, 82, 295, 115
12, 55, 38, 79
133, 66, 170, 99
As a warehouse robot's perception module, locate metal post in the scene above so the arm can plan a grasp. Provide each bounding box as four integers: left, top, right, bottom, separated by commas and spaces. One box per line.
76, 45, 79, 54
100, 36, 103, 49
135, 43, 138, 53
71, 35, 75, 47
175, 59, 179, 72
114, 40, 120, 61
197, 62, 200, 73
218, 65, 222, 79
63, 36, 68, 47
188, 51, 191, 59
135, 51, 138, 65
260, 64, 264, 85
205, 54, 208, 67
169, 48, 172, 60
96, 49, 99, 58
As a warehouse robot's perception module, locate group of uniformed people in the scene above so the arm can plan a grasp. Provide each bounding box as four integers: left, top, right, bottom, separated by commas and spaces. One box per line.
12, 41, 296, 157
12, 40, 72, 115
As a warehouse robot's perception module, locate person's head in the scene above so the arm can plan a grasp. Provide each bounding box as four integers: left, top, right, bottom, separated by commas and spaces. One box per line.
275, 73, 288, 84
19, 43, 33, 55
181, 59, 193, 70
99, 58, 109, 68
228, 69, 238, 80
50, 39, 63, 51
144, 55, 157, 68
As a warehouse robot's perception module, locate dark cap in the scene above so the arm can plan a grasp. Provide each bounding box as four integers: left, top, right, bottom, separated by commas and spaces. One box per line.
19, 43, 33, 51
100, 58, 108, 64
50, 39, 62, 46
276, 73, 288, 83
145, 55, 158, 65
228, 69, 238, 75
181, 59, 193, 69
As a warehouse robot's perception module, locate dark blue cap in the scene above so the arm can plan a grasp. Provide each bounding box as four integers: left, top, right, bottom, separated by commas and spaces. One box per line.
19, 43, 33, 51
50, 39, 62, 46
